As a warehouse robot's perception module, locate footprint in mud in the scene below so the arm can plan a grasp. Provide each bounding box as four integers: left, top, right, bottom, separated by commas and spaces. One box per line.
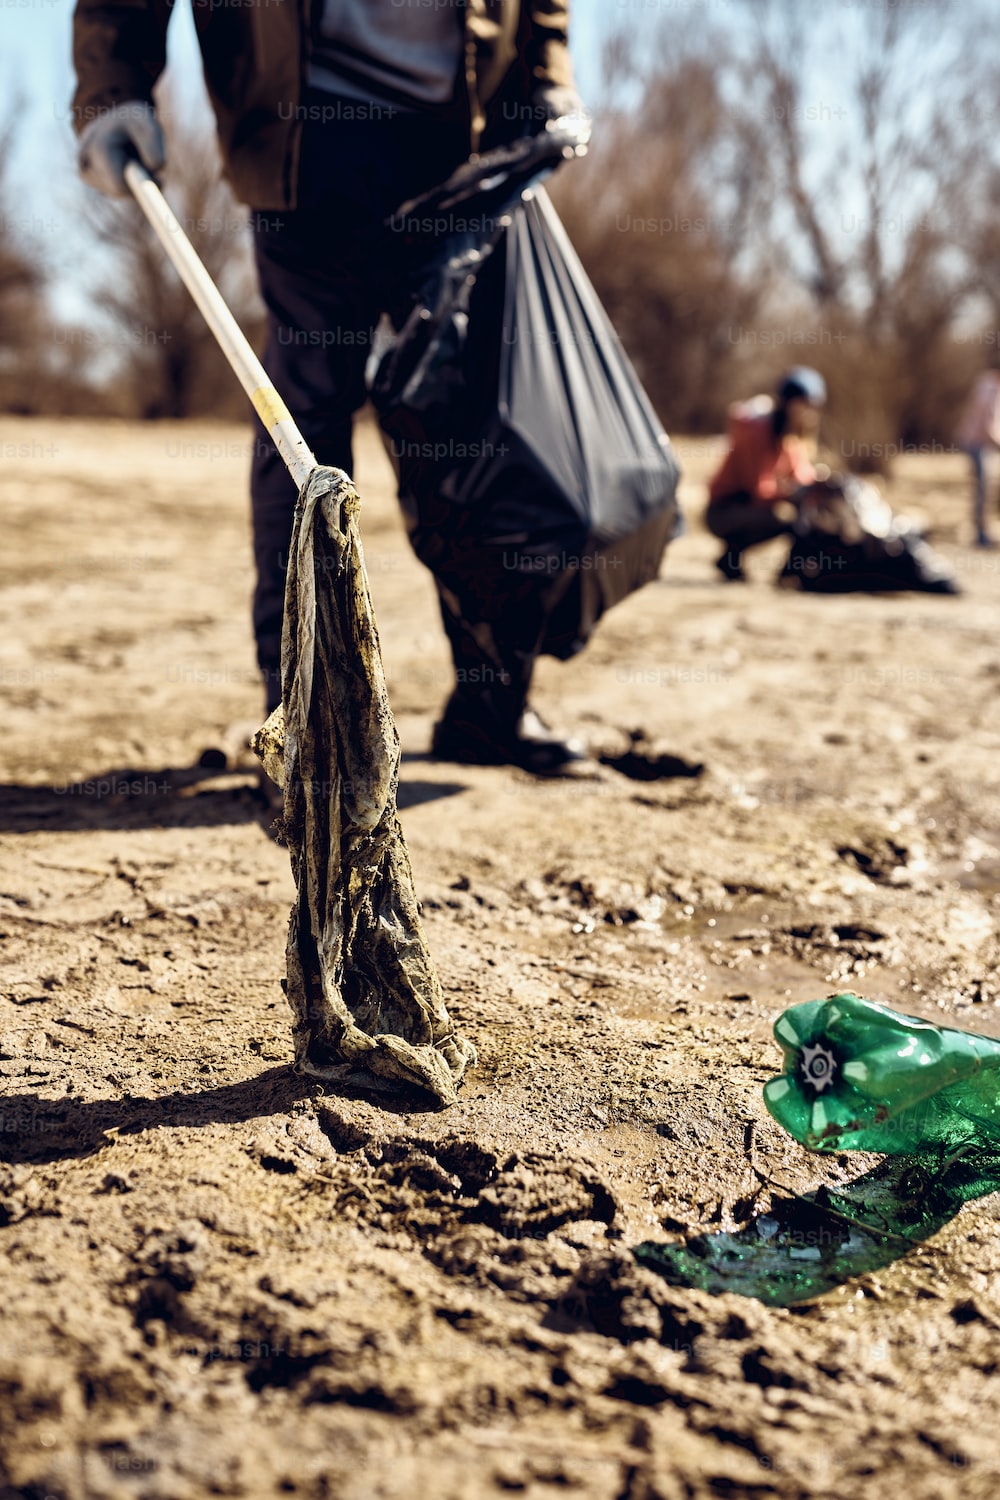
472, 1153, 618, 1238
836, 834, 910, 883
127, 1222, 212, 1328
284, 1105, 620, 1252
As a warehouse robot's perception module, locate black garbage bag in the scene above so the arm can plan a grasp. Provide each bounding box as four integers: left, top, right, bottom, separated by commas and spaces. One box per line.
372, 129, 683, 660
781, 475, 960, 595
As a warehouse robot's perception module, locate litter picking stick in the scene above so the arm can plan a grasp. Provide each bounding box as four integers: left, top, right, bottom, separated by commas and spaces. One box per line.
124, 160, 475, 1105
123, 161, 315, 490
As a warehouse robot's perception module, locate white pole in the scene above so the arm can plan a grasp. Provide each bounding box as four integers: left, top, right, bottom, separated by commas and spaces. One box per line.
124, 160, 317, 491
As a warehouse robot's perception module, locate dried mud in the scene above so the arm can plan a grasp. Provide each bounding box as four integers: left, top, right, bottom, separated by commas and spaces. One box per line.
2, 416, 999, 1499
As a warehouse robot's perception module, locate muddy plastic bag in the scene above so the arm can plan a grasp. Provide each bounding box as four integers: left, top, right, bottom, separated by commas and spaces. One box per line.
253, 468, 476, 1105
372, 135, 682, 659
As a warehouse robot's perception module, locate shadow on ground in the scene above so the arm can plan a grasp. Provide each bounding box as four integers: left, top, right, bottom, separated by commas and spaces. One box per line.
0, 764, 467, 833
0, 1066, 445, 1166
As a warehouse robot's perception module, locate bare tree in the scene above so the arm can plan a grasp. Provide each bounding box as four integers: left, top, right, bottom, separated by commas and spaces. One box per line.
549, 1, 1000, 460
727, 0, 996, 463
0, 108, 48, 412
549, 40, 773, 433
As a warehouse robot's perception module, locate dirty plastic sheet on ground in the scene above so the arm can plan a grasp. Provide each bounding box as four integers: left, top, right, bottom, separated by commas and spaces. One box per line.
253, 467, 476, 1106
634, 1148, 1000, 1306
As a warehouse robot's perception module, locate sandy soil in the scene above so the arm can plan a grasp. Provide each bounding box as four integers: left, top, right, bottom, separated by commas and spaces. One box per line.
2, 413, 999, 1500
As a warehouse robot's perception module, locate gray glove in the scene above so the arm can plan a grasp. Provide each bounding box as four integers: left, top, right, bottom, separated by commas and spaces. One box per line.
532, 84, 592, 151
78, 101, 166, 198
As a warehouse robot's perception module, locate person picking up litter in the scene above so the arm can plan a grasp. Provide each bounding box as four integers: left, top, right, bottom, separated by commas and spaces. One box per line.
706, 367, 827, 582
72, 0, 591, 775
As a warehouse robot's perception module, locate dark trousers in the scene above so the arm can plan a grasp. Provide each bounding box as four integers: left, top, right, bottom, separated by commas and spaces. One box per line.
253, 100, 567, 737
706, 491, 794, 567
432, 566, 571, 736
250, 102, 472, 712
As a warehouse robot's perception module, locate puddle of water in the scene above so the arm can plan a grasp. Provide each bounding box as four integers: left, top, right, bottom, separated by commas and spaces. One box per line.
601, 897, 882, 1020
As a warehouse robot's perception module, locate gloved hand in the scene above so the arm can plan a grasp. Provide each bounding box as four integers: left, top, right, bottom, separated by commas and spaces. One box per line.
531, 84, 592, 151
78, 101, 166, 198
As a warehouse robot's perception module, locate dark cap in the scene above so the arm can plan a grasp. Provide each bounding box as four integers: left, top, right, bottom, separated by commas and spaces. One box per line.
777, 366, 827, 407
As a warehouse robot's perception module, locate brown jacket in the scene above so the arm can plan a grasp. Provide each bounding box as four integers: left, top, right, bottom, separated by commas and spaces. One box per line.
72, 0, 575, 209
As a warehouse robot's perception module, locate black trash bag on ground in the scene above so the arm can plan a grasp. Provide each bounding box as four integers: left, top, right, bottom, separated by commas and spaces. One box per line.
780, 475, 960, 595
372, 130, 683, 660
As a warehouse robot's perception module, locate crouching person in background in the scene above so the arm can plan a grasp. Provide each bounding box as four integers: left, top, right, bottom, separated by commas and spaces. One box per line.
706, 367, 827, 582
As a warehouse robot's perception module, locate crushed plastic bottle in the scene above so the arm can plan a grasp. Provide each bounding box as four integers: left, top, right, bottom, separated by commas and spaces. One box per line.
763, 992, 1000, 1153
632, 996, 1000, 1302
633, 992, 1000, 1305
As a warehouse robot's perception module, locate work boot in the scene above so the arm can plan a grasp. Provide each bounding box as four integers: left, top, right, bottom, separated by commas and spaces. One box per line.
431, 693, 588, 775
715, 550, 746, 582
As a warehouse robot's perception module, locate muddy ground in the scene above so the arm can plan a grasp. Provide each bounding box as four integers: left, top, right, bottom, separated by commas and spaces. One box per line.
2, 414, 999, 1499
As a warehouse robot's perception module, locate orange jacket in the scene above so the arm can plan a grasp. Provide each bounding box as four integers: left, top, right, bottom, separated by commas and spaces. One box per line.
708, 398, 817, 505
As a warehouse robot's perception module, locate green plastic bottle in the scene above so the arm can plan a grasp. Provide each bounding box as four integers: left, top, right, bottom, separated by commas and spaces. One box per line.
763, 992, 1000, 1153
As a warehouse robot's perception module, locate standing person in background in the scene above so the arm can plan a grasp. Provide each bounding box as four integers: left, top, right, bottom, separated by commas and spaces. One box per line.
706, 367, 826, 582
72, 0, 591, 774
955, 354, 1000, 548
